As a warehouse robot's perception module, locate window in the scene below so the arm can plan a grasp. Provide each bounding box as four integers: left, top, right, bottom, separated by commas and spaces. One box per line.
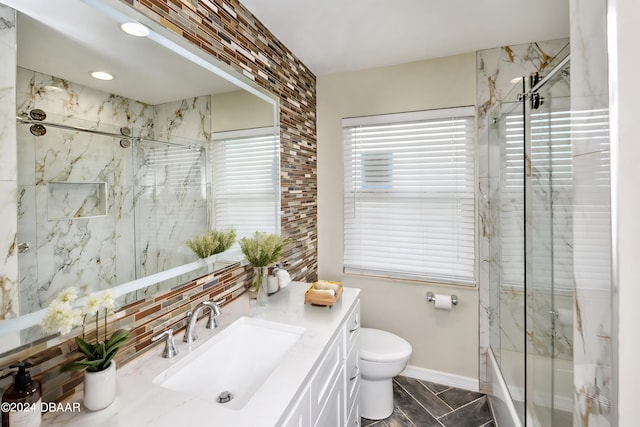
211, 127, 280, 238
343, 107, 476, 285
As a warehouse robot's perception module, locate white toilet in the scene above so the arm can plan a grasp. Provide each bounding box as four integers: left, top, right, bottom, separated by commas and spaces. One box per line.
358, 328, 412, 420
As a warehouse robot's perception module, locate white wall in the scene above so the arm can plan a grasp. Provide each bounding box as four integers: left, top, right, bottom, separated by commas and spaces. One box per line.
609, 0, 640, 424
317, 54, 479, 378
211, 90, 274, 132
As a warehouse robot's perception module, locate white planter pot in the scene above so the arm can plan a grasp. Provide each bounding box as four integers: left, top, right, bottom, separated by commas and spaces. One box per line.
83, 361, 116, 411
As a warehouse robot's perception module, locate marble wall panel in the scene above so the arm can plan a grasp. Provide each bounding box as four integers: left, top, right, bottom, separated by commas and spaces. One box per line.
153, 96, 211, 142
0, 4, 16, 182
570, 0, 613, 424
0, 5, 17, 328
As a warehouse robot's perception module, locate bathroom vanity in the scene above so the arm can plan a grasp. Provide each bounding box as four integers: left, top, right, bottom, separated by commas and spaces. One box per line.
43, 282, 361, 427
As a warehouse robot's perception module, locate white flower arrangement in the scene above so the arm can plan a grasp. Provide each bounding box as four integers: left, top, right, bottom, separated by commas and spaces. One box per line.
42, 288, 128, 372
42, 298, 82, 336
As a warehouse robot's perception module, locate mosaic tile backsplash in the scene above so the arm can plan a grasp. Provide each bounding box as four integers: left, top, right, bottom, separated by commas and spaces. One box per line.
0, 0, 317, 404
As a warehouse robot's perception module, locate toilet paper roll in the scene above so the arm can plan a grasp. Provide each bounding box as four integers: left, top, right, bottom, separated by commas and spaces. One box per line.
434, 294, 452, 310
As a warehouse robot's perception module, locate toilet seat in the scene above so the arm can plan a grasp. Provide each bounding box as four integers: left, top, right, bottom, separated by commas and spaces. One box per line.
359, 328, 412, 363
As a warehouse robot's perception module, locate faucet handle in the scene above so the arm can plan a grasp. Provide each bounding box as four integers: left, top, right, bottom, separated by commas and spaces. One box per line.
152, 328, 179, 359
205, 299, 225, 329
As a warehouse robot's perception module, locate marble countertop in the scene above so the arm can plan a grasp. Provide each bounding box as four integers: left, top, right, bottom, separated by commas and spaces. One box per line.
44, 282, 360, 426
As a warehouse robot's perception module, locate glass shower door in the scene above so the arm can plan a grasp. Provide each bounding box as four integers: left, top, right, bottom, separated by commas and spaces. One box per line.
488, 49, 573, 427
16, 114, 137, 318
488, 79, 527, 425
527, 59, 573, 427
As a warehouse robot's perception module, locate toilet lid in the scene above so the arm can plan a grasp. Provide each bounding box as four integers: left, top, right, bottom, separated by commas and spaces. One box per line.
359, 328, 412, 363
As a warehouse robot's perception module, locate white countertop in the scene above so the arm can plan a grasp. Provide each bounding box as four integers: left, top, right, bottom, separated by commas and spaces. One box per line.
44, 282, 360, 426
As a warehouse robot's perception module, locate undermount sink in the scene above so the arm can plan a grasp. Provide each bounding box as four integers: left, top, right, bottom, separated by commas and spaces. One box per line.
152, 316, 305, 410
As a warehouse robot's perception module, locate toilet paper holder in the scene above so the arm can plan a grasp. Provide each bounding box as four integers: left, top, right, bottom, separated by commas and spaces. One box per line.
426, 292, 458, 306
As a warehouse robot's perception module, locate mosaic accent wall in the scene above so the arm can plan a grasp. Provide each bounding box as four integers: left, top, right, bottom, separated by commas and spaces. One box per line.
0, 0, 317, 404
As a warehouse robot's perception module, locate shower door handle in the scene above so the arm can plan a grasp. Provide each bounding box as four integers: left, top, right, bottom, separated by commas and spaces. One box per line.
18, 242, 30, 253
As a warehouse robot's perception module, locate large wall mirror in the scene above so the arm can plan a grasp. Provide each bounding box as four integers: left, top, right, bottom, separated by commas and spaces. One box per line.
0, 0, 280, 353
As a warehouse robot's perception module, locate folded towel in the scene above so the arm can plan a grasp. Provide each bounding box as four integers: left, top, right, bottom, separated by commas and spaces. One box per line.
275, 268, 291, 288
314, 281, 340, 291
309, 288, 335, 297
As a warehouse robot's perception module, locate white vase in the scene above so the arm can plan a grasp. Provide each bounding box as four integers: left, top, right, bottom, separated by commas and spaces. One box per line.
83, 361, 117, 411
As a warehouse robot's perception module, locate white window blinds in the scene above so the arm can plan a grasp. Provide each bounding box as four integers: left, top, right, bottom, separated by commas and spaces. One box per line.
343, 107, 476, 285
212, 127, 279, 239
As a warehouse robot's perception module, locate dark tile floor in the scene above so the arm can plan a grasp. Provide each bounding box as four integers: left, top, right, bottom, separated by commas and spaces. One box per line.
361, 376, 495, 427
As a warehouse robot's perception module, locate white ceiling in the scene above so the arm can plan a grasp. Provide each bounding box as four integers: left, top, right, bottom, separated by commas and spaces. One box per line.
240, 0, 570, 76
7, 0, 570, 101
11, 0, 239, 105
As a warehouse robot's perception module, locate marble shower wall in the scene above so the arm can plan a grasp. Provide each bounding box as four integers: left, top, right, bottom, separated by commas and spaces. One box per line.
15, 68, 210, 315
570, 0, 613, 424
0, 5, 18, 328
477, 38, 569, 389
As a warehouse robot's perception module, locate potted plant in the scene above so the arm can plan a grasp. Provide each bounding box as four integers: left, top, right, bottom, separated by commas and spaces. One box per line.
239, 232, 289, 305
186, 228, 237, 259
42, 288, 129, 410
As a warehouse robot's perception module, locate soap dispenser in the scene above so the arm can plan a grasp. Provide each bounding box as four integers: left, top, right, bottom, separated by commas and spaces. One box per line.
1, 361, 42, 427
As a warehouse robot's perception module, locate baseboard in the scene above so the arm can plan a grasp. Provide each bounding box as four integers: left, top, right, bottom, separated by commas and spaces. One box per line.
401, 365, 480, 392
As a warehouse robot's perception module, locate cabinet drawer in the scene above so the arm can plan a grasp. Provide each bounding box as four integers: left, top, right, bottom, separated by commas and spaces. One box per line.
344, 300, 360, 352
311, 329, 345, 419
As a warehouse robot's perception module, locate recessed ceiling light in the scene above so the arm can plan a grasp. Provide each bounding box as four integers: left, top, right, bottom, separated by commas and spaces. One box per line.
120, 22, 150, 37
91, 71, 114, 81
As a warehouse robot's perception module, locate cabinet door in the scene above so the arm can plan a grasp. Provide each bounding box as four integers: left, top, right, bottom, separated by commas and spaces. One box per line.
281, 385, 311, 427
345, 387, 361, 427
311, 330, 345, 420
314, 367, 345, 427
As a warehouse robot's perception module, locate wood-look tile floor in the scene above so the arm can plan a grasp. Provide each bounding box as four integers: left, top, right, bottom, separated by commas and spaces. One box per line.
361, 376, 495, 427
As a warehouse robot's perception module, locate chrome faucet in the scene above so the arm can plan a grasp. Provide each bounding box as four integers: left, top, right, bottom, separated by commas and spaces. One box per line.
183, 300, 223, 343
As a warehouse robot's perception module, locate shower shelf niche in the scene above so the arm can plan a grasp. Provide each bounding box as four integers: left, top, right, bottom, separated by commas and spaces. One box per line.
47, 181, 108, 220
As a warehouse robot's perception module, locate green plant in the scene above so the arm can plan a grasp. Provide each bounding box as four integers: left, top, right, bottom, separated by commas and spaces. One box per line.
42, 288, 129, 373
186, 228, 237, 258
239, 232, 290, 267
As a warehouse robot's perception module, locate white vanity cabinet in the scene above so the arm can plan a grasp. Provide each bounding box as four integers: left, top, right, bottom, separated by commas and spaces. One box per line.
281, 385, 311, 427
280, 299, 361, 427
343, 300, 361, 427
44, 283, 361, 427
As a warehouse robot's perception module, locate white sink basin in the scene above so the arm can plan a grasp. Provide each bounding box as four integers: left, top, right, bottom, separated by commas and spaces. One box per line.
152, 316, 305, 410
